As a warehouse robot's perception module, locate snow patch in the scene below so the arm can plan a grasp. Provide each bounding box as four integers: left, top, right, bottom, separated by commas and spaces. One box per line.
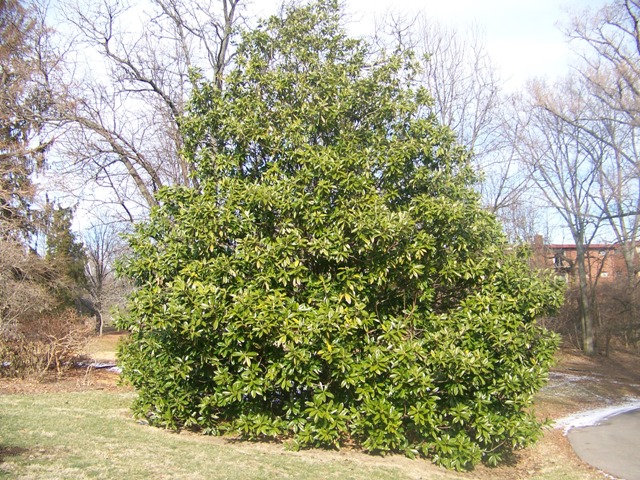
77, 361, 122, 373
554, 399, 640, 434
548, 371, 599, 383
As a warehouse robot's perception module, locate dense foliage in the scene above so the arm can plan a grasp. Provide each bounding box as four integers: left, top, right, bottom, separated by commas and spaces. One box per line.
117, 0, 563, 469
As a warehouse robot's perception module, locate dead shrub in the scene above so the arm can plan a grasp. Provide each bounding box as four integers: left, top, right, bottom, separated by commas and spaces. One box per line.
0, 308, 94, 378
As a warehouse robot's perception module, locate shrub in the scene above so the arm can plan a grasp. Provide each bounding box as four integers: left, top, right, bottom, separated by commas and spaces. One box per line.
117, 0, 563, 469
1, 308, 93, 378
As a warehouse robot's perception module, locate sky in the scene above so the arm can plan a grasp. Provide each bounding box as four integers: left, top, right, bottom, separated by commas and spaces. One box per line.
253, 0, 610, 91
56, 0, 612, 238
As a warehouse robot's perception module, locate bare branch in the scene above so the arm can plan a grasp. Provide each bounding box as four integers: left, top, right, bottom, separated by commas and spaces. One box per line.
46, 0, 244, 221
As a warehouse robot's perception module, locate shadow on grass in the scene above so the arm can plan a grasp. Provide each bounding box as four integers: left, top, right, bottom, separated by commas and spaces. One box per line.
492, 449, 522, 468
0, 446, 29, 464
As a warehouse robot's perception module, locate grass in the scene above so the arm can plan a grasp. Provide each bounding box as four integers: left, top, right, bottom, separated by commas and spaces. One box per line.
82, 331, 127, 363
1, 336, 614, 479
0, 389, 602, 480
0, 391, 455, 480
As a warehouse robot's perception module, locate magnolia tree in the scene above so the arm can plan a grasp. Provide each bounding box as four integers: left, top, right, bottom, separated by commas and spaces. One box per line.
117, 0, 563, 470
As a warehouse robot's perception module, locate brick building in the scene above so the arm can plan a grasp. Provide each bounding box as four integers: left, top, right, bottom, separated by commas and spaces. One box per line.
531, 235, 637, 283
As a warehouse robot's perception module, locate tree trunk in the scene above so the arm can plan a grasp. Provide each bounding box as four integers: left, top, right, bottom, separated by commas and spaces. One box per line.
96, 311, 103, 337
576, 244, 595, 354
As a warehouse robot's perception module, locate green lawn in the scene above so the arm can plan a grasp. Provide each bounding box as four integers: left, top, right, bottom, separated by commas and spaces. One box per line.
0, 390, 600, 480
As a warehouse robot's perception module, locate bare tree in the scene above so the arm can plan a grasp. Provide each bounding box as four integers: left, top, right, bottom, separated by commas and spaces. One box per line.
46, 0, 242, 222
511, 78, 607, 354
591, 108, 640, 284
481, 110, 542, 244
566, 0, 640, 128
83, 221, 130, 335
380, 16, 536, 242
562, 0, 640, 282
416, 19, 501, 157
551, 1, 640, 352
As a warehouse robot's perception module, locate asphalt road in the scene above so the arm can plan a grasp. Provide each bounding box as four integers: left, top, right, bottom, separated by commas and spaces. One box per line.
568, 408, 640, 480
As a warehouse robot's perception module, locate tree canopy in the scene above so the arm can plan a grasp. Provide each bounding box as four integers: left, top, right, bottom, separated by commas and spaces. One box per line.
117, 0, 563, 470
0, 0, 50, 237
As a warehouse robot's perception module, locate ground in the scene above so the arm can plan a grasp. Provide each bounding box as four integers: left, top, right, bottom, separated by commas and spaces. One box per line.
537, 348, 640, 419
1, 333, 639, 479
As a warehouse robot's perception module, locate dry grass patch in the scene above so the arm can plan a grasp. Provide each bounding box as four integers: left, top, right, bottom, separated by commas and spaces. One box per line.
82, 331, 127, 363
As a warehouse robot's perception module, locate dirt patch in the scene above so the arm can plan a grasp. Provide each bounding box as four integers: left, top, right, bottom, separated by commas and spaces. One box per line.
0, 446, 30, 464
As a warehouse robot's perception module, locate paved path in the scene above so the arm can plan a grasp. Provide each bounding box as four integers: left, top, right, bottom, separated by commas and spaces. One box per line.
568, 408, 640, 480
